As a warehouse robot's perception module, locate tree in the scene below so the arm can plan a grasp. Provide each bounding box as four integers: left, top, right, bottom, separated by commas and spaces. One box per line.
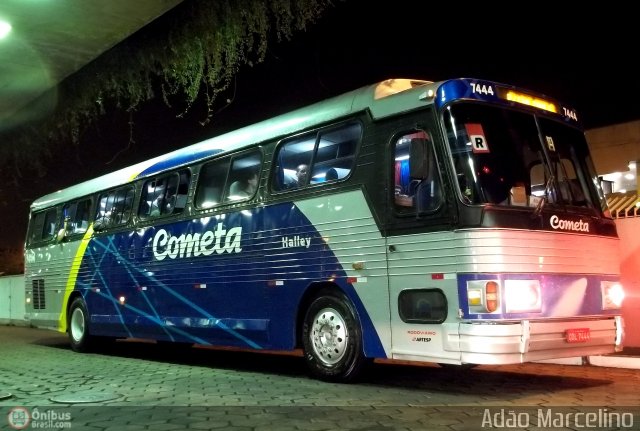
0, 0, 341, 250
0, 0, 340, 172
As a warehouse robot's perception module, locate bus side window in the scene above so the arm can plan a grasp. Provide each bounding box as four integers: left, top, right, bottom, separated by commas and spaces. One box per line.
195, 159, 230, 209
94, 193, 114, 230
310, 124, 360, 184
273, 139, 313, 190
393, 131, 440, 212
140, 173, 186, 219
272, 122, 361, 191
225, 150, 261, 202
62, 198, 92, 235
28, 208, 58, 244
95, 187, 133, 229
173, 171, 191, 211
113, 188, 134, 225
74, 199, 91, 233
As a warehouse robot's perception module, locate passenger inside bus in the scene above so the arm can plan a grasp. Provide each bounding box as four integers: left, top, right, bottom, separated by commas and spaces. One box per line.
294, 164, 309, 187
228, 169, 259, 200
149, 195, 164, 217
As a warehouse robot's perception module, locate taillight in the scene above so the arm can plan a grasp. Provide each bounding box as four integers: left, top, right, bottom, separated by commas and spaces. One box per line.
485, 281, 499, 313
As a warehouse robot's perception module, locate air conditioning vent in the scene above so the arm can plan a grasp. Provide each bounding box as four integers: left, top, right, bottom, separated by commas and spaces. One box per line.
32, 279, 46, 310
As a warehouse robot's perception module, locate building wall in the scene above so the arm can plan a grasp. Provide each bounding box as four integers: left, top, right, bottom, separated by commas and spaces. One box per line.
0, 274, 26, 326
586, 120, 640, 174
614, 218, 640, 347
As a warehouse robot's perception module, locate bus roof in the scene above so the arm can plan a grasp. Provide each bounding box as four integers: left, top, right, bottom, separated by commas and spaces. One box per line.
30, 78, 438, 211
30, 77, 578, 211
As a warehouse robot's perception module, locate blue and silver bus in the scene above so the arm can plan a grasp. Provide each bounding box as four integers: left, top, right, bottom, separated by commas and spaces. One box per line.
24, 78, 625, 381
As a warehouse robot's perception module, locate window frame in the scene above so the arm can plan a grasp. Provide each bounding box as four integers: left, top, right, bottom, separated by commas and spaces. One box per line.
270, 120, 362, 193
391, 128, 443, 216
61, 197, 93, 237
27, 207, 59, 246
194, 148, 263, 211
93, 186, 135, 232
138, 169, 191, 220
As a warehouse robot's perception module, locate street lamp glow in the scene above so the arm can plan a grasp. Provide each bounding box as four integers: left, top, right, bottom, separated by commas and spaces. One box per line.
0, 20, 11, 39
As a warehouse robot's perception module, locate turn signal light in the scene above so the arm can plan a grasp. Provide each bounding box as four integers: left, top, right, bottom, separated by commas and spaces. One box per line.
485, 281, 499, 313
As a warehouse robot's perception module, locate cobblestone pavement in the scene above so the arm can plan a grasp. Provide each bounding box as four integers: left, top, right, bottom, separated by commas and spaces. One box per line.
1, 326, 639, 430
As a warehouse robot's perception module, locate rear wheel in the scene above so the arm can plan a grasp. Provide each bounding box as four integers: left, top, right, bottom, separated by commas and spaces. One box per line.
68, 297, 94, 352
302, 290, 366, 382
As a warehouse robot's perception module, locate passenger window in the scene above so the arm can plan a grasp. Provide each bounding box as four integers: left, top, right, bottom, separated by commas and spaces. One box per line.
226, 150, 262, 202
62, 199, 92, 234
273, 122, 361, 191
195, 159, 230, 209
393, 131, 441, 212
140, 170, 189, 218
28, 208, 58, 244
95, 187, 134, 230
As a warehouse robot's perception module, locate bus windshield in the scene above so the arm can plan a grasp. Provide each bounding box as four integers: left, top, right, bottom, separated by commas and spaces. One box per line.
444, 103, 607, 212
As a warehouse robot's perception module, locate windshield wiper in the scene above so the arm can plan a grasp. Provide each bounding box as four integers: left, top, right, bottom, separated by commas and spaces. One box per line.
533, 175, 555, 218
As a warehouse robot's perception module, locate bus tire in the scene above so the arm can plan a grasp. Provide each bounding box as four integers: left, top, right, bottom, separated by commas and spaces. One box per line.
68, 297, 94, 352
302, 291, 366, 382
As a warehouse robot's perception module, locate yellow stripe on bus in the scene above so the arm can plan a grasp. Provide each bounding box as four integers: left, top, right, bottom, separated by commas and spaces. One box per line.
57, 224, 94, 332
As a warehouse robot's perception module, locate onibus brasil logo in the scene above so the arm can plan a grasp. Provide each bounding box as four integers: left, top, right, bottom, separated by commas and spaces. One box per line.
7, 407, 30, 430
7, 407, 72, 429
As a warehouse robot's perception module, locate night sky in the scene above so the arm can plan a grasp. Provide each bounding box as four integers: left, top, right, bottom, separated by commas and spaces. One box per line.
2, 1, 639, 250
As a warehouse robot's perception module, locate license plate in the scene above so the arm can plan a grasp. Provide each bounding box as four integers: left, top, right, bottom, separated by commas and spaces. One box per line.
565, 328, 591, 343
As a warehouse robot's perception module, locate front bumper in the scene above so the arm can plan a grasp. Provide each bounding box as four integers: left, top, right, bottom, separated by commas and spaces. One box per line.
458, 316, 623, 364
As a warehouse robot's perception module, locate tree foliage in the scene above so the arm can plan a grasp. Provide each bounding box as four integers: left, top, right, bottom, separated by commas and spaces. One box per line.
0, 0, 338, 173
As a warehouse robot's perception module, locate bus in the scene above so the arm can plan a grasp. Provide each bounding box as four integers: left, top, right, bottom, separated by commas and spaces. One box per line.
24, 77, 625, 382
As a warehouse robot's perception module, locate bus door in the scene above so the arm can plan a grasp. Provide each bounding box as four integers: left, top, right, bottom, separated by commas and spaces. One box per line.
385, 128, 461, 362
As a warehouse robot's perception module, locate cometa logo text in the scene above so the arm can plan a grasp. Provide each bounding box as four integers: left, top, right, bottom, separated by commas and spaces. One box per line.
549, 215, 589, 232
153, 224, 242, 261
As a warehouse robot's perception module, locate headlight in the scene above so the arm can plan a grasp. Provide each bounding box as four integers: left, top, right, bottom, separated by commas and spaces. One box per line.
601, 281, 624, 310
504, 280, 542, 313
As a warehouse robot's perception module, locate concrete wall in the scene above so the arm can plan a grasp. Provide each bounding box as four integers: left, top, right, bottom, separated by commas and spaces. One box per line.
586, 120, 640, 173
0, 274, 26, 326
615, 218, 640, 347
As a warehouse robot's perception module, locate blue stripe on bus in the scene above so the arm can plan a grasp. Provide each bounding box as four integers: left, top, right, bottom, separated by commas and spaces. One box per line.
86, 235, 263, 349
434, 78, 579, 125
73, 202, 387, 357
435, 79, 499, 109
135, 148, 223, 179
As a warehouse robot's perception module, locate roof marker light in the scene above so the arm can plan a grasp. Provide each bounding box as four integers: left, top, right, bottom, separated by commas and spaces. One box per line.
500, 89, 557, 113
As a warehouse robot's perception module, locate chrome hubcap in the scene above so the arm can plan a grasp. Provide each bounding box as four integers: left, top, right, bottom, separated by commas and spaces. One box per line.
310, 307, 348, 365
70, 307, 85, 342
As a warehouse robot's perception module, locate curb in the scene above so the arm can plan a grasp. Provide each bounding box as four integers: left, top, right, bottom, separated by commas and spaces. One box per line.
588, 355, 640, 369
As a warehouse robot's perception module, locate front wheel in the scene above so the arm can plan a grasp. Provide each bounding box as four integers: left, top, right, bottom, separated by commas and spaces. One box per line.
302, 291, 366, 382
68, 297, 94, 352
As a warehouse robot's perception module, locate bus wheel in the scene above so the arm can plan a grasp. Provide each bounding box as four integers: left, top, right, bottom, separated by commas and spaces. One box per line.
302, 291, 365, 382
68, 297, 94, 352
